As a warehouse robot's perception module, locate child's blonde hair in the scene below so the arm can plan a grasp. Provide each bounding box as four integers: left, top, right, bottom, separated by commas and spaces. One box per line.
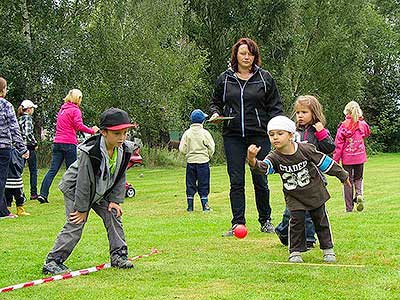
0, 77, 7, 97
64, 89, 82, 106
344, 101, 363, 122
292, 95, 326, 127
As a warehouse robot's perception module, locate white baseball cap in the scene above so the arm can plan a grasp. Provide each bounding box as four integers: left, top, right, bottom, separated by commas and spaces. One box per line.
267, 116, 296, 134
21, 99, 38, 109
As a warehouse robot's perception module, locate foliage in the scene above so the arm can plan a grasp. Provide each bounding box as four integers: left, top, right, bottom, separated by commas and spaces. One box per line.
1, 153, 399, 299
0, 0, 399, 151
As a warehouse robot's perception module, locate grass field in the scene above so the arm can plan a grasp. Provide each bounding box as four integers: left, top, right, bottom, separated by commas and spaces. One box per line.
1, 153, 399, 299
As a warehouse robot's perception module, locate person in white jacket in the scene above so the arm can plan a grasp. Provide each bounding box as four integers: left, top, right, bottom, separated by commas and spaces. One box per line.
179, 109, 215, 212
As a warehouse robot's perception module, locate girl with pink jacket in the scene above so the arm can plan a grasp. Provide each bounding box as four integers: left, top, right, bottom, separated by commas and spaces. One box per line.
37, 89, 99, 203
333, 101, 370, 212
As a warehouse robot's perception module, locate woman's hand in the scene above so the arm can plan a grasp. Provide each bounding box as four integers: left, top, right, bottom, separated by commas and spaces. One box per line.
108, 202, 123, 217
208, 113, 223, 123
70, 211, 88, 224
247, 144, 261, 167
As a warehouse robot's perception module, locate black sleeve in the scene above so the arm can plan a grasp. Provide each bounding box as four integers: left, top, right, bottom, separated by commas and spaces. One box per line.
263, 71, 284, 119
210, 73, 225, 115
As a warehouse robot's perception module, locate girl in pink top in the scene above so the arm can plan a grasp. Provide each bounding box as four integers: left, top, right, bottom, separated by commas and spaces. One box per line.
333, 101, 370, 212
37, 89, 99, 203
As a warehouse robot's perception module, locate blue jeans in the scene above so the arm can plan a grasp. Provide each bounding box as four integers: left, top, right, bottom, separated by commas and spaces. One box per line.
0, 148, 11, 216
186, 162, 210, 209
275, 207, 316, 244
40, 143, 77, 199
223, 135, 271, 226
26, 148, 38, 196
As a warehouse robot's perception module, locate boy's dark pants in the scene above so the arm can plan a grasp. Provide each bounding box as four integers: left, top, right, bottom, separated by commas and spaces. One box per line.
289, 204, 333, 253
46, 193, 128, 263
0, 149, 12, 216
186, 162, 210, 209
5, 188, 26, 206
275, 207, 316, 245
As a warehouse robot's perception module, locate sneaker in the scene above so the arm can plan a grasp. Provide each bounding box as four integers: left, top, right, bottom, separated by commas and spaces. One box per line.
323, 248, 337, 263
275, 229, 288, 246
306, 241, 315, 250
260, 220, 275, 233
37, 195, 49, 204
42, 260, 70, 275
186, 208, 193, 212
222, 224, 238, 237
111, 256, 134, 269
323, 253, 337, 263
202, 204, 212, 212
289, 252, 304, 263
0, 213, 18, 220
30, 194, 39, 200
356, 195, 364, 212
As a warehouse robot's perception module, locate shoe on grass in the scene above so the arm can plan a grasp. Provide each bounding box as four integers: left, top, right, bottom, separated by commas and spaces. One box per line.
306, 241, 315, 250
323, 248, 336, 263
289, 252, 304, 263
222, 224, 238, 237
260, 220, 275, 233
111, 255, 134, 269
30, 194, 38, 200
42, 260, 70, 275
0, 213, 18, 220
202, 204, 212, 212
356, 195, 364, 212
37, 195, 49, 204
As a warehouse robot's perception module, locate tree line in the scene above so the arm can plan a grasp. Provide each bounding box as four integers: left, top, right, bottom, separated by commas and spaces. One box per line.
1, 0, 399, 152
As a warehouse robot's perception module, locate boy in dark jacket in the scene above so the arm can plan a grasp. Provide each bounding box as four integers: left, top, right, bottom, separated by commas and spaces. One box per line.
43, 108, 135, 275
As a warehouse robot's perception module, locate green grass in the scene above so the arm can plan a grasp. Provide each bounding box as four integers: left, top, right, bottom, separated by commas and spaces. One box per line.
1, 153, 399, 299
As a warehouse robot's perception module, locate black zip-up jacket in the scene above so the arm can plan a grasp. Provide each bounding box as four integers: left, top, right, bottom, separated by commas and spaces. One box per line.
210, 66, 283, 137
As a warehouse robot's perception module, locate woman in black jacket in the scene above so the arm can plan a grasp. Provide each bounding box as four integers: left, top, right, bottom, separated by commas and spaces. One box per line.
210, 38, 284, 236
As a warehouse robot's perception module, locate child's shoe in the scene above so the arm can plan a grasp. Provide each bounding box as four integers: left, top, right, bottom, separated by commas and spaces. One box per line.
42, 260, 70, 275
323, 248, 337, 263
30, 194, 38, 200
356, 195, 364, 212
187, 199, 193, 212
111, 255, 134, 269
260, 220, 275, 233
202, 203, 212, 212
0, 213, 18, 219
17, 206, 31, 216
275, 229, 288, 246
289, 252, 304, 263
37, 195, 49, 204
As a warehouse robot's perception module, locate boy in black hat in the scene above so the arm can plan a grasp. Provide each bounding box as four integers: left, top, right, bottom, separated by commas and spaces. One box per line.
43, 108, 136, 275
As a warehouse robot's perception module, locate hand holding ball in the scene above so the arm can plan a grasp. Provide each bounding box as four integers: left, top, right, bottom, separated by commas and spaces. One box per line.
233, 224, 248, 239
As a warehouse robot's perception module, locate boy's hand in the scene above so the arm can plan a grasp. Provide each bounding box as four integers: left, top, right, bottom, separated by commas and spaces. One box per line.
22, 150, 30, 159
70, 211, 88, 224
247, 144, 261, 167
108, 202, 123, 217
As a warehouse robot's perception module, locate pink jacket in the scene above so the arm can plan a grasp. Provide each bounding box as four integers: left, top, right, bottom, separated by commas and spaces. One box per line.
54, 102, 95, 145
333, 116, 371, 165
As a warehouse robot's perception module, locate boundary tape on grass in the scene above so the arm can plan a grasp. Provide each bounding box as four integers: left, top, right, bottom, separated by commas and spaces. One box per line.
265, 261, 365, 268
0, 248, 160, 293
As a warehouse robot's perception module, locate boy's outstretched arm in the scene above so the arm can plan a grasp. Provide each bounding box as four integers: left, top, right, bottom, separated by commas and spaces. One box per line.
247, 144, 261, 167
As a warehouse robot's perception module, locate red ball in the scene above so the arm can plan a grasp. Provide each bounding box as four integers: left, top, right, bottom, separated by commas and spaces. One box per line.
233, 224, 248, 239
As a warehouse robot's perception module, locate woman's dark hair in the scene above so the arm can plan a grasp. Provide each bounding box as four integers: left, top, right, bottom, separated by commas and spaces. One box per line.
230, 38, 261, 73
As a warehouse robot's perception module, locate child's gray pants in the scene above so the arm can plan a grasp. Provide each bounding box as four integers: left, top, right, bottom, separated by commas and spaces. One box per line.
46, 193, 128, 263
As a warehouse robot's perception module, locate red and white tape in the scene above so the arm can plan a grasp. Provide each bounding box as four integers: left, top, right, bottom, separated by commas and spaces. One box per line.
1, 248, 160, 293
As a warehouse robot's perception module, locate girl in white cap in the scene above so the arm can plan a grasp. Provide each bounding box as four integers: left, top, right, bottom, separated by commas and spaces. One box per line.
17, 100, 39, 201
247, 116, 350, 263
